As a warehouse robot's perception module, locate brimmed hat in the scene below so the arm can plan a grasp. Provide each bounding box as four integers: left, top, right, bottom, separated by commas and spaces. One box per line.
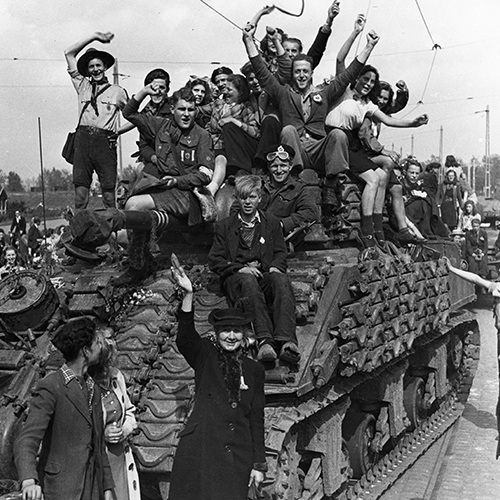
208, 308, 253, 327
264, 144, 295, 164
451, 228, 465, 237
77, 48, 115, 77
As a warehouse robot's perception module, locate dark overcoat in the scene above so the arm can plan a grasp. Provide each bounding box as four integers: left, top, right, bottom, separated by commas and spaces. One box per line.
14, 370, 114, 500
169, 310, 266, 500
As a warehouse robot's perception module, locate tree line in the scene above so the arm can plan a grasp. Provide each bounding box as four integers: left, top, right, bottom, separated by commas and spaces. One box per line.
5, 156, 500, 196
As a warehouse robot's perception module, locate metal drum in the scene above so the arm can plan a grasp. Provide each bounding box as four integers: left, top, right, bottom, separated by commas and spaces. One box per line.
0, 271, 59, 332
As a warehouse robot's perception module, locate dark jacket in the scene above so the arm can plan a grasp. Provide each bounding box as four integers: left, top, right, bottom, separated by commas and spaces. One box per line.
27, 225, 42, 250
465, 228, 488, 257
260, 177, 319, 235
250, 53, 364, 139
169, 309, 265, 500
123, 97, 214, 190
10, 216, 26, 236
208, 211, 288, 283
137, 98, 172, 164
14, 370, 113, 500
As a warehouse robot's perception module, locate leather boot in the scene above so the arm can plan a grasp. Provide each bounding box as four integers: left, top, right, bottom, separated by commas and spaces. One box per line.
114, 229, 153, 287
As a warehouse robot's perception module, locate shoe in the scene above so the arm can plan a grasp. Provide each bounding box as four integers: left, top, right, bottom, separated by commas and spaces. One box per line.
398, 228, 428, 245
374, 231, 386, 245
360, 234, 376, 248
279, 342, 301, 364
257, 344, 277, 362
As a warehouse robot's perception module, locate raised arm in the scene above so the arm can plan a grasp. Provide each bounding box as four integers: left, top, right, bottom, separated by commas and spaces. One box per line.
356, 30, 380, 65
64, 31, 114, 72
336, 14, 365, 75
445, 257, 492, 289
243, 23, 285, 103
385, 80, 409, 114
249, 5, 275, 31
373, 109, 429, 128
307, 1, 340, 69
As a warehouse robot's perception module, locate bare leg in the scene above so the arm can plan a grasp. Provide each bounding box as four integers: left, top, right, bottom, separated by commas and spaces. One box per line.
206, 155, 227, 196
373, 168, 388, 214
389, 184, 408, 230
358, 170, 379, 216
124, 194, 156, 211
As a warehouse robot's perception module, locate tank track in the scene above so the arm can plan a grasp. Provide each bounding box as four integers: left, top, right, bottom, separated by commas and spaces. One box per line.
261, 314, 479, 499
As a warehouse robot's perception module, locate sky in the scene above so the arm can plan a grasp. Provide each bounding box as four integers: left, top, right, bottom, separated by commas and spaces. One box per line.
1, 0, 499, 184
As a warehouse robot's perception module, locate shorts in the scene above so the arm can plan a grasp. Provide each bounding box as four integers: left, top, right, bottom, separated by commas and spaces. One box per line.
73, 126, 117, 190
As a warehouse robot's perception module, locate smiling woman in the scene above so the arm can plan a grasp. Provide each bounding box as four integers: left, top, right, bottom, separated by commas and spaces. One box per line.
169, 258, 266, 500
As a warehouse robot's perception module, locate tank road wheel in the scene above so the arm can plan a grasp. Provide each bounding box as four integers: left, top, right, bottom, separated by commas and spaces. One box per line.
448, 331, 464, 373
403, 376, 427, 429
273, 432, 304, 500
344, 413, 378, 479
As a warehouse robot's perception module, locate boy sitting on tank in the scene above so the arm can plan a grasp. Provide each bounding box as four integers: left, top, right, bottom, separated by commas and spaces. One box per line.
69, 86, 215, 286
208, 175, 299, 365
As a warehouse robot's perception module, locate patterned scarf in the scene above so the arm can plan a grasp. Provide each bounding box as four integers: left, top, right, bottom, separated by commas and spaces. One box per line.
216, 345, 244, 405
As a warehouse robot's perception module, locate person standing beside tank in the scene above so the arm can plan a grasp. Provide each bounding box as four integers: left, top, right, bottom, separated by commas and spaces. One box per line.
89, 327, 141, 500
14, 317, 114, 500
169, 258, 266, 500
64, 32, 129, 210
445, 259, 500, 458
9, 210, 26, 248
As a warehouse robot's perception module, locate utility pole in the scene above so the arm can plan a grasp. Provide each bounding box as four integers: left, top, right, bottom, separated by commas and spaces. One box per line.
475, 105, 491, 198
438, 126, 444, 184
113, 60, 123, 177
410, 135, 414, 156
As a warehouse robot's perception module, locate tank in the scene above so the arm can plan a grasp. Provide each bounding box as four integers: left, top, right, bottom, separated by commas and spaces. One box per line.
0, 180, 481, 500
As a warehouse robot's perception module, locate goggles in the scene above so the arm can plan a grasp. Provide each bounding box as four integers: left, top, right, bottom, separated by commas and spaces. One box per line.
266, 147, 291, 162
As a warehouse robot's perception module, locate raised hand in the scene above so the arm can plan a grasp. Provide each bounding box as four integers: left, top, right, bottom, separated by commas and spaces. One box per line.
413, 114, 429, 127
171, 253, 193, 293
327, 1, 340, 21
396, 80, 408, 92
366, 30, 380, 46
94, 31, 114, 43
354, 14, 366, 33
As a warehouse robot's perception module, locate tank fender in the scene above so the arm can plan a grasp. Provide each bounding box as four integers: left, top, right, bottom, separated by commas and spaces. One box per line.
310, 339, 339, 388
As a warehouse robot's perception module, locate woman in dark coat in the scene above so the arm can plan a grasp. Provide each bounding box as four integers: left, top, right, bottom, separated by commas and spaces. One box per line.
170, 258, 266, 500
438, 169, 463, 230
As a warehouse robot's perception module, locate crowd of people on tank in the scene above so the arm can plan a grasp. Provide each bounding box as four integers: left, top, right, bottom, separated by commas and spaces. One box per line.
9, 3, 498, 500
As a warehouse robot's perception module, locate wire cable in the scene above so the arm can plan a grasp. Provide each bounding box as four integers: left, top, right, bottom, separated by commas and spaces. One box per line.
414, 0, 437, 47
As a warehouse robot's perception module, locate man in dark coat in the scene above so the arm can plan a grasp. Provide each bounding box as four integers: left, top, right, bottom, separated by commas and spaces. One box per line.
209, 175, 298, 364
170, 260, 266, 500
9, 210, 26, 247
465, 216, 489, 278
14, 317, 114, 500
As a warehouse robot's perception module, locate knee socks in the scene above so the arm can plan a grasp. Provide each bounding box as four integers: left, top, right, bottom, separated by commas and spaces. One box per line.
373, 213, 384, 234
361, 214, 374, 236
151, 210, 169, 232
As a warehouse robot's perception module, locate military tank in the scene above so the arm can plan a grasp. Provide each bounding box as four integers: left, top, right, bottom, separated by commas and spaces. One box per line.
0, 178, 480, 500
